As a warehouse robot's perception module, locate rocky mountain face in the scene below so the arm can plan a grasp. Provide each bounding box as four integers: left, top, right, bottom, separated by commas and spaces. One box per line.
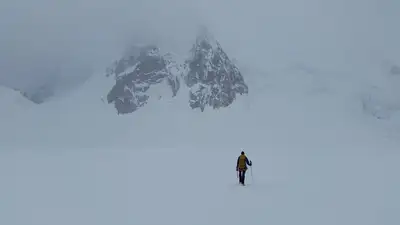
183, 33, 249, 111
105, 45, 181, 114
105, 32, 249, 114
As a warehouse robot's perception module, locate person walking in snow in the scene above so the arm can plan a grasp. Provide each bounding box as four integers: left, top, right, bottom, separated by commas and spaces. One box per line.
236, 151, 252, 185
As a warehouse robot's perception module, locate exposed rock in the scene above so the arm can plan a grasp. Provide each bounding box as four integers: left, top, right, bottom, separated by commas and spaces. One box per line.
183, 31, 248, 111
18, 85, 55, 104
106, 45, 181, 114
105, 30, 249, 114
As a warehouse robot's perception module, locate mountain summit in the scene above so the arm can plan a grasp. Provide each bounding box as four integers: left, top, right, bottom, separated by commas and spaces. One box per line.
183, 30, 249, 111
105, 31, 248, 114
105, 45, 181, 114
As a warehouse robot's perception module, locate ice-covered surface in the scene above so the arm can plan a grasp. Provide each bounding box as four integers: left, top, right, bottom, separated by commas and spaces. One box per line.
1, 61, 400, 225
1, 31, 400, 225
1, 0, 400, 223
1, 146, 399, 225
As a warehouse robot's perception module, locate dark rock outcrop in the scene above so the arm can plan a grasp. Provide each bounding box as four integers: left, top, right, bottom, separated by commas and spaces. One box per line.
183, 32, 248, 111
105, 31, 249, 114
16, 85, 54, 104
106, 45, 181, 114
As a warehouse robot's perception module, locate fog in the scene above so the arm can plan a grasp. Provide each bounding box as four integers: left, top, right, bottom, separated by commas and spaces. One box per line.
0, 0, 399, 90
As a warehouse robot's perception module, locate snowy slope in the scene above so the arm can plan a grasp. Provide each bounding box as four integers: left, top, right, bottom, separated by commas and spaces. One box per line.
0, 85, 35, 117
1, 146, 398, 225
4, 60, 399, 149
1, 40, 400, 225
1, 64, 400, 225
2, 0, 400, 223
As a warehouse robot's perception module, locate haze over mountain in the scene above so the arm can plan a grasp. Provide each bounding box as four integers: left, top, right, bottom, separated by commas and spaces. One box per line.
1, 1, 400, 225
105, 29, 248, 114
1, 0, 399, 95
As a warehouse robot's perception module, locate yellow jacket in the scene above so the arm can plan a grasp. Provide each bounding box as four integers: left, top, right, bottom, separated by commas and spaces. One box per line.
237, 154, 252, 171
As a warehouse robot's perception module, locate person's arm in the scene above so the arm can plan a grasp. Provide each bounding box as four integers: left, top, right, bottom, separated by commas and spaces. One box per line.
246, 157, 252, 166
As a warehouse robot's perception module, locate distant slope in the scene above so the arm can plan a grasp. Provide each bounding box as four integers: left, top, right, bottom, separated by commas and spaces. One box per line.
0, 85, 35, 116
0, 29, 399, 149
1, 61, 400, 150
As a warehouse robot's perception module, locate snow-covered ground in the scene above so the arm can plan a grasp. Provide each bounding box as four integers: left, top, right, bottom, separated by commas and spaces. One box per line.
1, 0, 400, 223
0, 86, 35, 118
1, 61, 400, 225
1, 145, 399, 225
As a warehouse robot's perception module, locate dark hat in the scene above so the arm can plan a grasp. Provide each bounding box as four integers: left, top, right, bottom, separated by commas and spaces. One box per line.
241, 151, 245, 155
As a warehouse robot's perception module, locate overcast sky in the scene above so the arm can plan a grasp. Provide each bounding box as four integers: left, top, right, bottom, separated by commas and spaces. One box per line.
0, 0, 399, 90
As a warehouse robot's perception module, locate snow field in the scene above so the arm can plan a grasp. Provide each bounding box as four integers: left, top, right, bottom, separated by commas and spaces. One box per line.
1, 146, 398, 225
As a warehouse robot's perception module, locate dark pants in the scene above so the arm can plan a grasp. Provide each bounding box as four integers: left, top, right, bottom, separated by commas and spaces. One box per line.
238, 170, 246, 184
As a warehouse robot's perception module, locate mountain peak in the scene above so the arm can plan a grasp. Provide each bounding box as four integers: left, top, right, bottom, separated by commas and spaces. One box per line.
106, 45, 181, 114
105, 31, 248, 114
183, 31, 249, 111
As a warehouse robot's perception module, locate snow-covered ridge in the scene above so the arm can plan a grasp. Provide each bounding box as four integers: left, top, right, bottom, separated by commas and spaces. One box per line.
105, 45, 183, 114
184, 33, 248, 111
105, 31, 249, 114
0, 85, 35, 116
